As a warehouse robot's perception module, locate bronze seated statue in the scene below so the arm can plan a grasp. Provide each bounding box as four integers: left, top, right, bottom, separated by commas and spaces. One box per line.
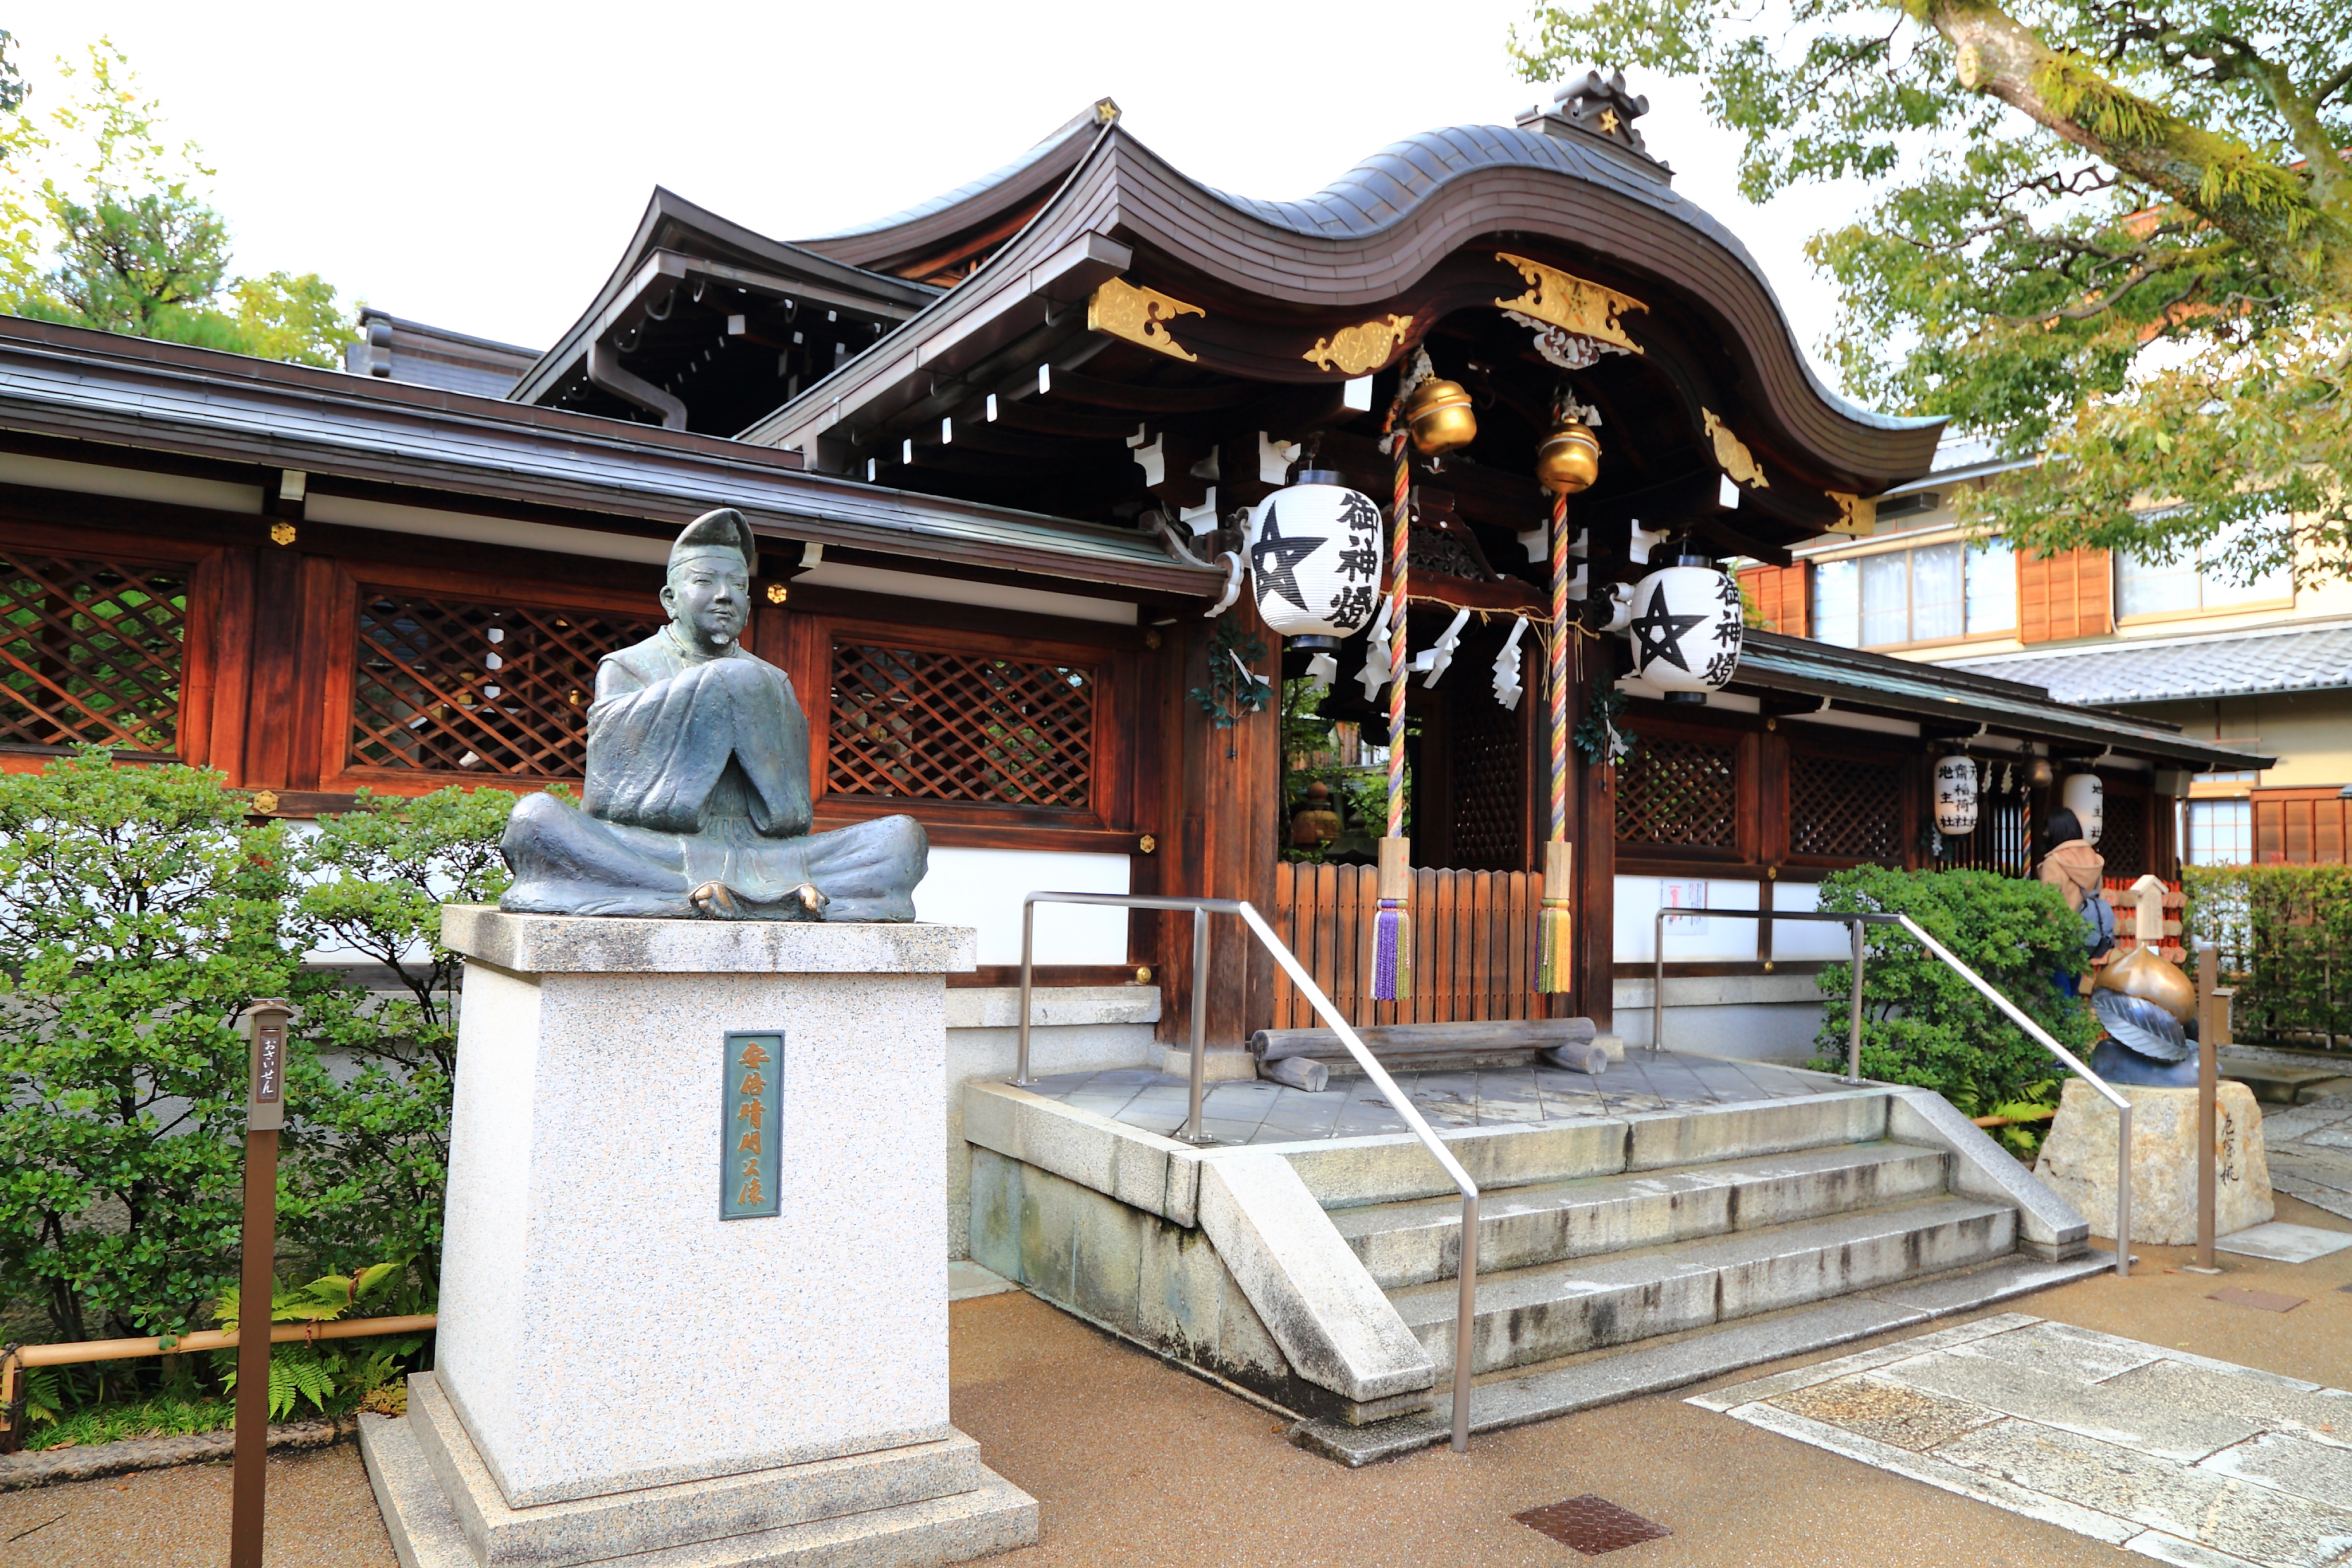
499, 508, 926, 920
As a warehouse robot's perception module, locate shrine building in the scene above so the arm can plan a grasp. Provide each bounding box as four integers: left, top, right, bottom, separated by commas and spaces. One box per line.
0, 81, 2265, 1201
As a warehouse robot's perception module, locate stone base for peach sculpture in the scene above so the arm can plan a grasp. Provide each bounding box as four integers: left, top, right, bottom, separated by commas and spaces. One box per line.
2033, 1078, 2273, 1246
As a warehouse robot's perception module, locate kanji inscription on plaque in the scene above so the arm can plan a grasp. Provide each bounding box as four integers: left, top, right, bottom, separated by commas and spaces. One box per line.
721, 1031, 784, 1220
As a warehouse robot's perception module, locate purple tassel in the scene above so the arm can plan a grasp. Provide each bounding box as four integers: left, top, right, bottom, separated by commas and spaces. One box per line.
1371, 897, 1410, 1001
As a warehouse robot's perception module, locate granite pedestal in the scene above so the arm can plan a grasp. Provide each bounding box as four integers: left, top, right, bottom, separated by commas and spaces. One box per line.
2033, 1079, 2275, 1245
360, 907, 1037, 1568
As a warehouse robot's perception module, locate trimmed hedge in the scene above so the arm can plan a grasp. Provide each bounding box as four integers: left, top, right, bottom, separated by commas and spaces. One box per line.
2183, 865, 2352, 1050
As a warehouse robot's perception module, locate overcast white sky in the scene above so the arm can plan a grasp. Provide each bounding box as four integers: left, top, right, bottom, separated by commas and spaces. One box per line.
14, 1, 1868, 384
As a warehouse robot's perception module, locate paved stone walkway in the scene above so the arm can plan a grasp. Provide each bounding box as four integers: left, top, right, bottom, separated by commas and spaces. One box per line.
1694, 1313, 2352, 1567
1020, 1050, 1847, 1146
2267, 1093, 2352, 1224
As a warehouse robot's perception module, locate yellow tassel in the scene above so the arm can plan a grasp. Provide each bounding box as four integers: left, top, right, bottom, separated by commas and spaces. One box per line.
1537, 841, 1574, 994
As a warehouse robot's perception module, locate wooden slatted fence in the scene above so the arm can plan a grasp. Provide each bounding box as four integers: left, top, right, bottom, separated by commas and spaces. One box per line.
1267, 861, 1549, 1029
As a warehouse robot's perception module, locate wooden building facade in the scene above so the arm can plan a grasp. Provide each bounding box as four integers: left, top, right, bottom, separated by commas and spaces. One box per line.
0, 83, 2264, 1054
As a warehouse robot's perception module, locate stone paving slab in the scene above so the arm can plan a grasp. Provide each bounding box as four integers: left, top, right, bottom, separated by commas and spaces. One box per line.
2266, 1095, 2352, 1224
2220, 1222, 2352, 1265
1696, 1314, 2352, 1567
1017, 1049, 1850, 1147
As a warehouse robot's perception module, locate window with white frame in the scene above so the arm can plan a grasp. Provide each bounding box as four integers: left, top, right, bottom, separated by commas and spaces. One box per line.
1812, 539, 2015, 649
2117, 518, 2291, 619
2186, 798, 2253, 865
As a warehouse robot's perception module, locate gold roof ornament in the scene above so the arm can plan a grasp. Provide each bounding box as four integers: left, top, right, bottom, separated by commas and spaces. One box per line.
1702, 409, 1769, 489
1826, 491, 1876, 535
1087, 277, 1204, 362
1302, 315, 1413, 375
1493, 254, 1647, 354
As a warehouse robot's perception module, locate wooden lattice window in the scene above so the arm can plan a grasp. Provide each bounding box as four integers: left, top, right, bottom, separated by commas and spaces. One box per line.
350, 591, 657, 777
1447, 676, 1523, 871
2100, 790, 2147, 881
1616, 734, 1739, 849
1790, 751, 1904, 861
829, 642, 1093, 809
0, 551, 188, 753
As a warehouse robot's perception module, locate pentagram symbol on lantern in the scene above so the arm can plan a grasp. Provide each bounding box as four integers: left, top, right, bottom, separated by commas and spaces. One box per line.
1629, 582, 1708, 673
1248, 496, 1324, 613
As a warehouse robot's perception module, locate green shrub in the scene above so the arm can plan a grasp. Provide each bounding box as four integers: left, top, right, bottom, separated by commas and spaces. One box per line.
282, 786, 515, 1287
213, 1260, 426, 1420
2182, 865, 2352, 1049
1806, 867, 2097, 1151
0, 748, 515, 1365
0, 750, 300, 1345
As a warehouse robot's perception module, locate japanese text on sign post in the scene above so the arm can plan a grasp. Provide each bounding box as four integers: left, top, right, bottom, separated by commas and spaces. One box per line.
721, 1031, 784, 1220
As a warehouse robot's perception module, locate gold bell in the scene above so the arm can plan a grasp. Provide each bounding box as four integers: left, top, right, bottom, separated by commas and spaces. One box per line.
1536, 418, 1602, 495
1404, 378, 1477, 456
2094, 945, 2198, 1023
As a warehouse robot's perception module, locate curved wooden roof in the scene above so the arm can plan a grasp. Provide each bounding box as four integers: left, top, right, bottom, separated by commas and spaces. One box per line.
795, 101, 1115, 284
749, 117, 1941, 496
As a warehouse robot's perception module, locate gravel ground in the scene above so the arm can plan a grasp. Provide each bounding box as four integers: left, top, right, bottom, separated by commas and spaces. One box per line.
3, 1191, 2343, 1567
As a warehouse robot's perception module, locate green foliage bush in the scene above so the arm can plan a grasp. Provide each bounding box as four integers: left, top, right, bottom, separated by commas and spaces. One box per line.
0, 749, 514, 1370
1806, 867, 2097, 1150
283, 787, 513, 1283
2183, 865, 2352, 1049
0, 751, 298, 1345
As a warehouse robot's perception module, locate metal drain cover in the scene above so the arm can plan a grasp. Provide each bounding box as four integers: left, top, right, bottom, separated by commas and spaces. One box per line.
1514, 1495, 1672, 1555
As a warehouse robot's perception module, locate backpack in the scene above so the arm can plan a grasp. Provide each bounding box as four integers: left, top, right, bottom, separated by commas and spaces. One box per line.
2080, 893, 2116, 960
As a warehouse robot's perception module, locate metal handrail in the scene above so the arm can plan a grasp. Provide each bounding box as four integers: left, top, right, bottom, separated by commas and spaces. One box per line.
1651, 906, 1900, 1081
1014, 891, 1481, 1455
1653, 901, 2134, 1277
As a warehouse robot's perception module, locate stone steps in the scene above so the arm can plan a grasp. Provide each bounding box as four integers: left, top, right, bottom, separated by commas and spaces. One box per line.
1387, 1193, 2016, 1375
1329, 1140, 1951, 1289
1293, 1250, 2119, 1466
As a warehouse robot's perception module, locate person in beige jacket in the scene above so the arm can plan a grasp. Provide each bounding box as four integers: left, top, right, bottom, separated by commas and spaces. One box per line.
2035, 807, 2105, 912
2036, 807, 2106, 999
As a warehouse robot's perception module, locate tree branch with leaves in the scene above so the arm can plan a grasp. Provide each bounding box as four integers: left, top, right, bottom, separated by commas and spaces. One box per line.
1514, 0, 2352, 584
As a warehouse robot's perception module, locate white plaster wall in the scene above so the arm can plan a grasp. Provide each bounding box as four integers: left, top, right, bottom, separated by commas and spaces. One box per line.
1771, 880, 1868, 961
1612, 973, 1832, 1064
1613, 875, 1762, 963
914, 847, 1130, 966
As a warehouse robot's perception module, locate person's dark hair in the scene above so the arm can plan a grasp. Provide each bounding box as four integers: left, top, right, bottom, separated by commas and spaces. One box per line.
2037, 807, 2084, 859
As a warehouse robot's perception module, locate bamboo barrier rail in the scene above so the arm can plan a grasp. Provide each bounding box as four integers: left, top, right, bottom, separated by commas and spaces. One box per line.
1, 1315, 437, 1450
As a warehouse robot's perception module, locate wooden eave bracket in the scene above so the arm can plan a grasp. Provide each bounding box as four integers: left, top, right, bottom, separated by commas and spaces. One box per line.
770, 238, 1138, 469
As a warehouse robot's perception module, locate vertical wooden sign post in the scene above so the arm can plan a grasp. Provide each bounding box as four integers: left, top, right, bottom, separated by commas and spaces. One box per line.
2194, 947, 2219, 1275
230, 1000, 292, 1568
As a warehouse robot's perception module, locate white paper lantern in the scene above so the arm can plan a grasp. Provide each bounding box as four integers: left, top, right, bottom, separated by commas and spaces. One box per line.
1626, 557, 1743, 700
1932, 755, 1979, 836
2061, 773, 2104, 845
1244, 476, 1385, 642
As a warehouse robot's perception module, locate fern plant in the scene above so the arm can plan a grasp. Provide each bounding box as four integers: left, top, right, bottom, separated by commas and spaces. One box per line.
211, 1261, 426, 1421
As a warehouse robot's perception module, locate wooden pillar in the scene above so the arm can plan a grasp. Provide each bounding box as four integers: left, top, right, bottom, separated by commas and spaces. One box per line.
203, 548, 258, 786
1157, 602, 1280, 1049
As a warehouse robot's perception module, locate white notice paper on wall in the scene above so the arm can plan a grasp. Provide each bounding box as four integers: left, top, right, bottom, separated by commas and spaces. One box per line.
1661, 881, 1709, 932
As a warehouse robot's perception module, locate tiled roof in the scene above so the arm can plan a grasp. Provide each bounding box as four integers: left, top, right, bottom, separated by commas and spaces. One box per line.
1944, 620, 2352, 704
1736, 632, 2271, 770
